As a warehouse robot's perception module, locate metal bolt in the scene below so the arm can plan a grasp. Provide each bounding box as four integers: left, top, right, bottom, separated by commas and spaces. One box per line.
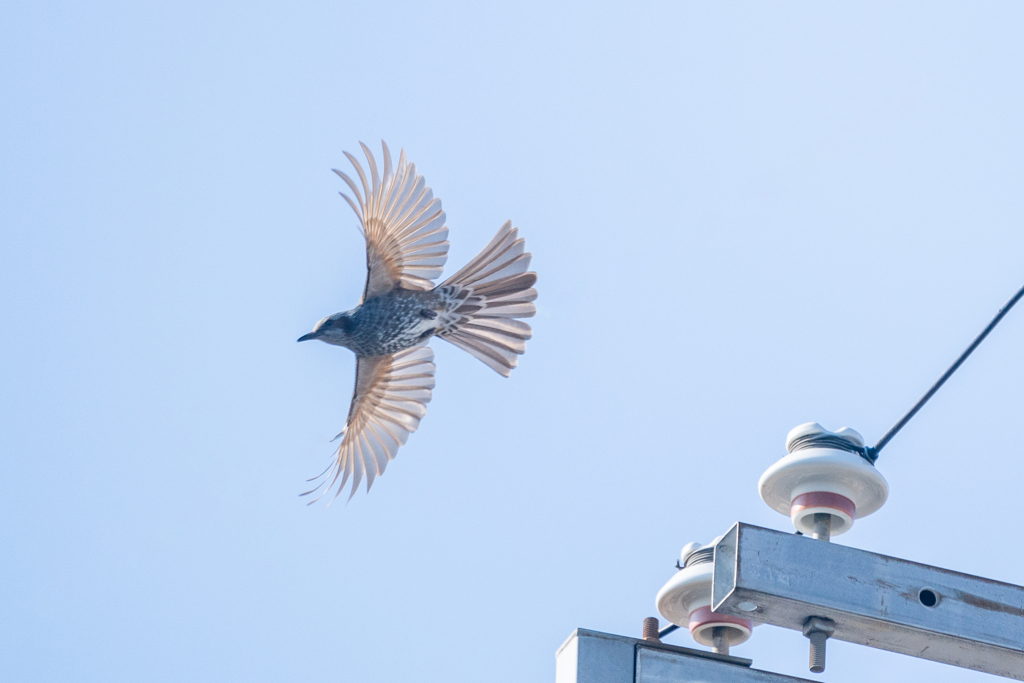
807, 629, 827, 672
711, 626, 729, 657
642, 617, 661, 642
811, 513, 832, 542
802, 616, 835, 674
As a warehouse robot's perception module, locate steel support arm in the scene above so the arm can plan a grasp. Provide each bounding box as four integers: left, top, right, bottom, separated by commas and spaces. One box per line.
711, 523, 1024, 679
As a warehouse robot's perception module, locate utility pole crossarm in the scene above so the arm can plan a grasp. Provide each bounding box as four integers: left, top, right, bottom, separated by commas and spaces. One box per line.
711, 523, 1024, 680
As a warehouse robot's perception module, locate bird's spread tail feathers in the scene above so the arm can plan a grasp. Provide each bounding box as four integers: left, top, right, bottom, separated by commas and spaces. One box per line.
435, 221, 537, 376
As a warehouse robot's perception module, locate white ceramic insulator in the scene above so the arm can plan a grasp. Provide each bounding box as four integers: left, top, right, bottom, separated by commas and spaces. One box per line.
759, 422, 889, 536
656, 542, 754, 648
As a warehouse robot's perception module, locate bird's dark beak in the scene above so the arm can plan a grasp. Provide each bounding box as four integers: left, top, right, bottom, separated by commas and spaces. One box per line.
297, 332, 318, 343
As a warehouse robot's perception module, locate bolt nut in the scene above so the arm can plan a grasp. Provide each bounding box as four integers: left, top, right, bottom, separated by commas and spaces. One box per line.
802, 616, 835, 638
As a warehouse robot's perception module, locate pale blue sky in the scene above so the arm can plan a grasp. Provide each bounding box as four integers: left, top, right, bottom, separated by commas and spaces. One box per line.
2, 2, 1023, 682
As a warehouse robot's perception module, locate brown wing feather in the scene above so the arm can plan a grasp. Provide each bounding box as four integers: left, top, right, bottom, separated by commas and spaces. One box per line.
302, 345, 436, 503
333, 141, 450, 301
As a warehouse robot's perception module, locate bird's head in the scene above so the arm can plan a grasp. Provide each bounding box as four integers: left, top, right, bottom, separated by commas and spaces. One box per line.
297, 312, 356, 346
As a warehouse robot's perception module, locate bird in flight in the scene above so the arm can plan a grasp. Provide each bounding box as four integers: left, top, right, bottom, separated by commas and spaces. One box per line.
298, 141, 537, 502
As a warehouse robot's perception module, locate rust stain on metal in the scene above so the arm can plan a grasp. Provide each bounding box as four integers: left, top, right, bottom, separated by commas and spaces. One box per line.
956, 591, 1024, 617
874, 578, 900, 591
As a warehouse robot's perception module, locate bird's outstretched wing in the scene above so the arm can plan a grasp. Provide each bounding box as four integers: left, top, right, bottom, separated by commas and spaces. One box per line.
303, 345, 436, 503
333, 141, 450, 301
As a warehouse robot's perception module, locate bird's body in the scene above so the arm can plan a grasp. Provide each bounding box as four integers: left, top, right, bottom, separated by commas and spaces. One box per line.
315, 288, 442, 356
298, 141, 537, 501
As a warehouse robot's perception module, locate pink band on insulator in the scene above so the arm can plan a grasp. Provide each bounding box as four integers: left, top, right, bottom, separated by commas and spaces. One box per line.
688, 605, 753, 633
791, 492, 856, 519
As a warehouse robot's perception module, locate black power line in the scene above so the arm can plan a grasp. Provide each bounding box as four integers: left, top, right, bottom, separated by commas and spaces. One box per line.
864, 280, 1024, 464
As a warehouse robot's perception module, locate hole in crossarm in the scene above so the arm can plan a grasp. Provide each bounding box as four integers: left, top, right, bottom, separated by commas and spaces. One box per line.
919, 588, 940, 607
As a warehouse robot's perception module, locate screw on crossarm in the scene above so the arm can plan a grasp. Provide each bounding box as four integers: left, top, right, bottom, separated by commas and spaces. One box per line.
642, 617, 661, 642
803, 616, 836, 674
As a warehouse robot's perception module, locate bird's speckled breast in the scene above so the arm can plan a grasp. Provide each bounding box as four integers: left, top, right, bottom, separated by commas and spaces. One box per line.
346, 288, 443, 357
